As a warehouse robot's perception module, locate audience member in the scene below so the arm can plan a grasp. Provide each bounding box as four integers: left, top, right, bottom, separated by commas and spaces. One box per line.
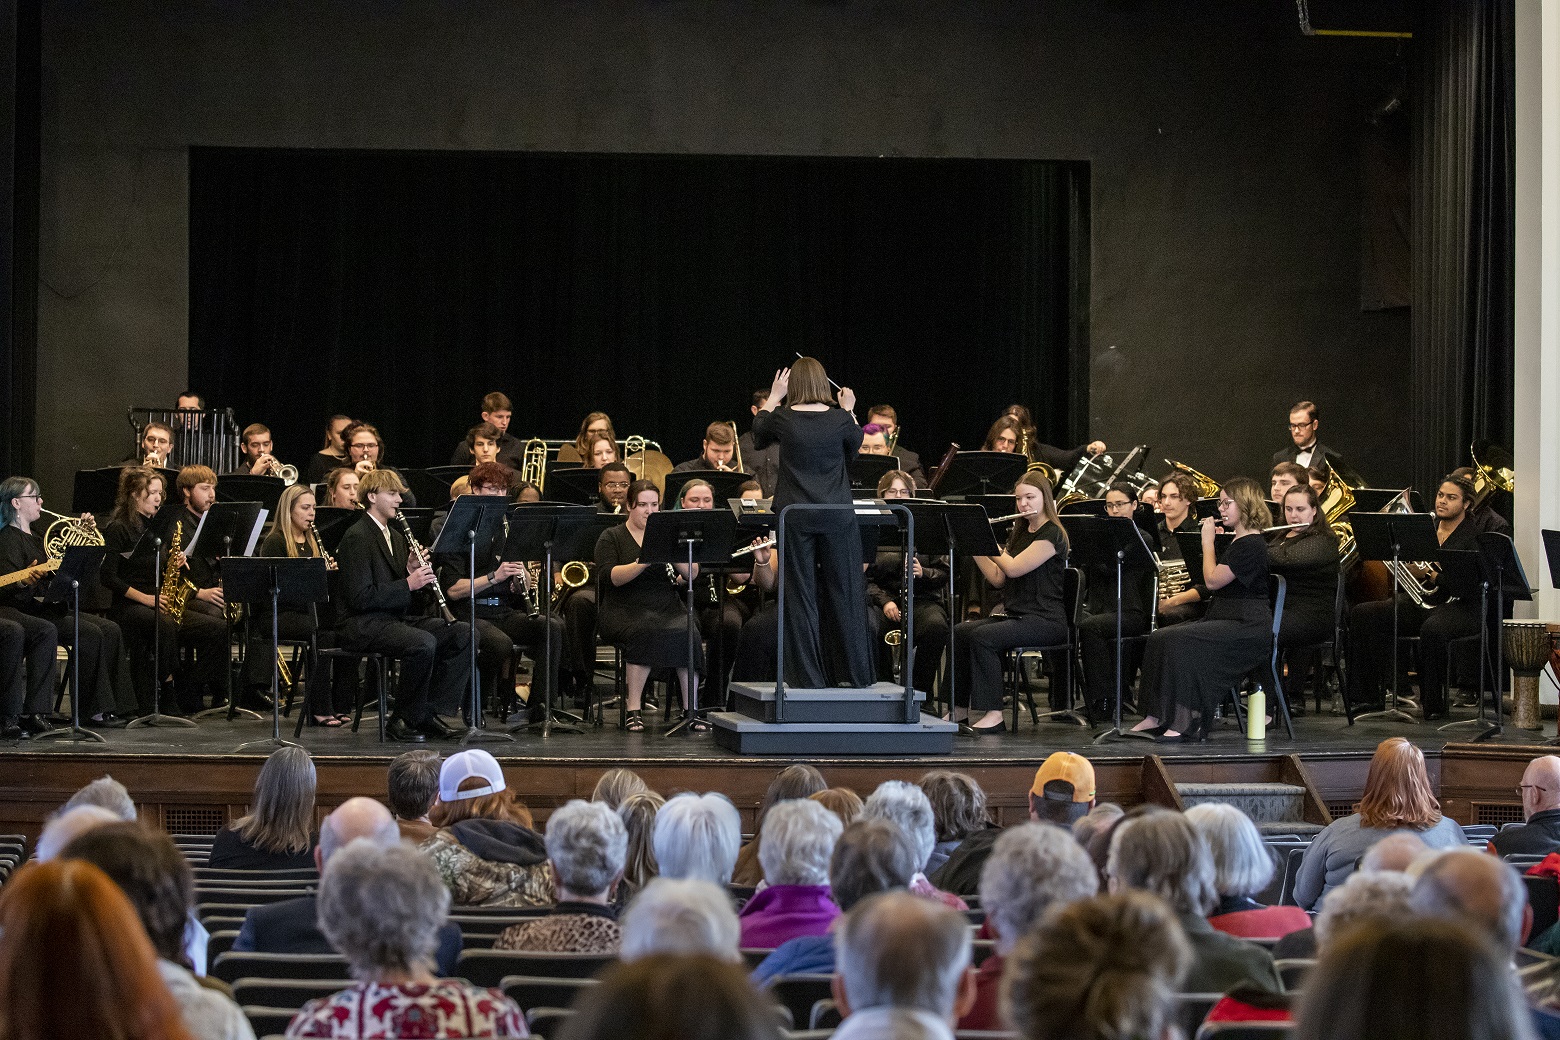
423, 749, 551, 908
1071, 801, 1124, 852
1271, 831, 1428, 961
286, 841, 526, 1038
591, 767, 649, 810
1295, 919, 1534, 1040
559, 954, 783, 1040
387, 749, 441, 845
753, 818, 919, 983
811, 787, 865, 828
738, 798, 843, 948
0, 859, 197, 1040
496, 799, 626, 954
860, 780, 967, 909
917, 772, 990, 875
1185, 802, 1310, 939
1293, 737, 1467, 909
620, 878, 743, 963
60, 823, 255, 1040
732, 764, 828, 887
209, 746, 318, 870
653, 792, 742, 886
617, 789, 666, 902
831, 891, 977, 1040
1003, 891, 1190, 1040
63, 774, 138, 821
1494, 756, 1560, 857
1108, 810, 1281, 994
35, 804, 121, 861
233, 797, 464, 976
962, 822, 1099, 1031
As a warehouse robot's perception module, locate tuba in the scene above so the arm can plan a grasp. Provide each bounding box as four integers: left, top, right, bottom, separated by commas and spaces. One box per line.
1016, 428, 1056, 485
39, 509, 105, 561
1318, 468, 1359, 570
1469, 441, 1514, 513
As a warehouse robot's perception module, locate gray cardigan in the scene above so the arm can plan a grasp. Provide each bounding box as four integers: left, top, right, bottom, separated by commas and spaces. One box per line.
1292, 813, 1467, 910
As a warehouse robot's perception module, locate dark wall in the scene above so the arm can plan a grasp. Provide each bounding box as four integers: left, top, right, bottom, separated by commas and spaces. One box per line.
35, 1, 1410, 499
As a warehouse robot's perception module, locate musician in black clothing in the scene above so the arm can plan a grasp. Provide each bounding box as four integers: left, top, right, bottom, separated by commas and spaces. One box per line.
751, 358, 874, 690
120, 421, 175, 469
674, 479, 752, 708
431, 463, 563, 726
865, 406, 927, 488
1078, 484, 1155, 724
1268, 485, 1340, 711
448, 392, 524, 469
1346, 475, 1486, 720
867, 470, 949, 695
333, 469, 471, 742
172, 465, 238, 711
983, 413, 1105, 475
0, 477, 79, 737
558, 461, 632, 701
738, 390, 780, 495
1153, 472, 1206, 626
343, 422, 418, 507
304, 415, 353, 485
670, 422, 748, 475
1449, 466, 1512, 535
1272, 400, 1344, 473
100, 467, 228, 715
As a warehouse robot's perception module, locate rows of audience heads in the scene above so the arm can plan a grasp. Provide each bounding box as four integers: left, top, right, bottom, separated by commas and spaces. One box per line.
0, 742, 1553, 1040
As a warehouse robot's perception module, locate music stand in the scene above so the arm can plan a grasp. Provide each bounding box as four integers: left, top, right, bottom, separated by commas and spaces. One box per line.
217, 475, 286, 515
223, 557, 328, 752
932, 452, 1028, 498
1469, 533, 1533, 742
126, 504, 198, 730
72, 468, 125, 516
665, 470, 751, 508
1060, 499, 1108, 517
1193, 498, 1223, 522
1353, 488, 1425, 513
543, 465, 601, 506
430, 495, 513, 745
503, 503, 601, 735
641, 508, 739, 735
849, 454, 899, 491
1068, 516, 1158, 743
1432, 548, 1497, 739
426, 465, 471, 487
312, 508, 360, 554
1349, 510, 1441, 723
402, 469, 449, 509
34, 546, 109, 743
903, 501, 1000, 730
185, 500, 267, 723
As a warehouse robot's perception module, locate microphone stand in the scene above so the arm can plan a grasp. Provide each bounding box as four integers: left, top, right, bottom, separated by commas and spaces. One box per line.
128, 534, 195, 729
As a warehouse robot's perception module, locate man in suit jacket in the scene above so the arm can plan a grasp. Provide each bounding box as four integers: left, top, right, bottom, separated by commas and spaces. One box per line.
1273, 399, 1344, 473
865, 405, 927, 489
1492, 756, 1560, 857
335, 469, 472, 742
232, 797, 464, 973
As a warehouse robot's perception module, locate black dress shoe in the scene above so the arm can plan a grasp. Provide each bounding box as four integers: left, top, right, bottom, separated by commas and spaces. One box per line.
18, 715, 53, 736
85, 713, 130, 730
386, 718, 427, 743
417, 716, 457, 739
0, 717, 21, 740
239, 688, 276, 711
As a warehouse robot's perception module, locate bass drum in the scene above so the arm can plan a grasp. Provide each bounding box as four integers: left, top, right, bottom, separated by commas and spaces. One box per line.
627, 448, 674, 497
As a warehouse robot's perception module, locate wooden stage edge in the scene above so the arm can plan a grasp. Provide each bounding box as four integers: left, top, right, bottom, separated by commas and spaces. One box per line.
0, 739, 1550, 842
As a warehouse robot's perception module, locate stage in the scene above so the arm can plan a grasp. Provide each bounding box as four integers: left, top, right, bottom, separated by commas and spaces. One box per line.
0, 705, 1549, 842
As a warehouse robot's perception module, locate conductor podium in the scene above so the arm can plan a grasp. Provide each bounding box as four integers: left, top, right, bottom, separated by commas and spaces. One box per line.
709, 502, 957, 756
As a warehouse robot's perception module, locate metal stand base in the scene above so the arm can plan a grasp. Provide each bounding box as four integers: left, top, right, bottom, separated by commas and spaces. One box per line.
1031, 708, 1091, 728
127, 712, 198, 729
194, 704, 263, 721
34, 726, 107, 744
234, 735, 301, 752
460, 725, 515, 746
1093, 726, 1157, 745
1354, 706, 1418, 724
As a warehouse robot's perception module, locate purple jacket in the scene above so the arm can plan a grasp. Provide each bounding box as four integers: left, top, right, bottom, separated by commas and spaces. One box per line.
738, 884, 841, 949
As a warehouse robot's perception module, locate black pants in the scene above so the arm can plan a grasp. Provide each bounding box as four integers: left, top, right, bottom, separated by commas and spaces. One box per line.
341, 617, 472, 723
474, 610, 564, 718
1079, 609, 1150, 721
733, 601, 778, 683
698, 601, 745, 708
46, 610, 134, 718
781, 516, 874, 689
109, 598, 229, 713
1348, 595, 1484, 716
243, 609, 351, 717
872, 601, 950, 696
0, 608, 54, 717
1276, 612, 1334, 706
949, 614, 1068, 712
561, 587, 597, 679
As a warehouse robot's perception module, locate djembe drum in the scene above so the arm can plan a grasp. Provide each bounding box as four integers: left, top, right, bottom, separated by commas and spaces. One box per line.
1504, 621, 1551, 730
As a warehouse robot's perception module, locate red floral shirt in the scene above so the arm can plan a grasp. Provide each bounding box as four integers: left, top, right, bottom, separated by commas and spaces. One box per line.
284, 980, 527, 1038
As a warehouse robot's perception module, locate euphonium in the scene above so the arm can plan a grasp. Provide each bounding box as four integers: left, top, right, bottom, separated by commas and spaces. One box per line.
1318, 467, 1359, 569
39, 509, 105, 562
1378, 489, 1439, 608
1016, 428, 1056, 484
1470, 440, 1514, 512
552, 560, 591, 608
1162, 459, 1221, 500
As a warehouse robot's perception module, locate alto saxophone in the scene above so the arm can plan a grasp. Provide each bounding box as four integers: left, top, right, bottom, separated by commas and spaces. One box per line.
161, 521, 197, 623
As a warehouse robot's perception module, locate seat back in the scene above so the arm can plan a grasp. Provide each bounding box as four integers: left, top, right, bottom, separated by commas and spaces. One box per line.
765, 973, 834, 1032
1064, 567, 1084, 628
1195, 1023, 1295, 1040
810, 998, 844, 1030
1277, 846, 1310, 907
526, 1007, 576, 1040
241, 1006, 299, 1038
500, 975, 599, 1014
1175, 992, 1223, 1036
1527, 874, 1560, 936
1274, 958, 1316, 992
231, 978, 350, 1011
456, 949, 614, 989
211, 951, 348, 985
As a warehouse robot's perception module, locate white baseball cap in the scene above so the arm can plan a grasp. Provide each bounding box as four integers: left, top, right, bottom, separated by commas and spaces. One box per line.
438, 749, 507, 802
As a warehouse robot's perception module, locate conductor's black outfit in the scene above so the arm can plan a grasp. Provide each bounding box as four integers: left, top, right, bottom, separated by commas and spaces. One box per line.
333, 512, 471, 732
750, 406, 874, 689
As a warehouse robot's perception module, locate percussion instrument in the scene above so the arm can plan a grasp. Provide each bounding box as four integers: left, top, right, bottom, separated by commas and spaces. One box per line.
1504, 621, 1550, 730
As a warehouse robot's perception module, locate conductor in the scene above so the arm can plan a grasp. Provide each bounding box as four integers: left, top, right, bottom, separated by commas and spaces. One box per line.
751, 358, 875, 690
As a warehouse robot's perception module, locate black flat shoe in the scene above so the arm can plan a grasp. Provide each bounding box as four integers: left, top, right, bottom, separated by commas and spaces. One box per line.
0, 717, 21, 740
18, 715, 53, 736
969, 719, 1007, 734
387, 718, 427, 743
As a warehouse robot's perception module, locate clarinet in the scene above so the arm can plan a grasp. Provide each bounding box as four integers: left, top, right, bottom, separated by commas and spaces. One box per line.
307, 521, 335, 569
395, 511, 456, 624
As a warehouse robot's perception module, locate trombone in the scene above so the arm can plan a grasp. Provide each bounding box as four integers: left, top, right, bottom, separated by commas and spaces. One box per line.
726, 421, 743, 473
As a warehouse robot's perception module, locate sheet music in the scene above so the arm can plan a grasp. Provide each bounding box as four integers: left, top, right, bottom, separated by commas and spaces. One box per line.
182, 509, 211, 558
242, 509, 268, 556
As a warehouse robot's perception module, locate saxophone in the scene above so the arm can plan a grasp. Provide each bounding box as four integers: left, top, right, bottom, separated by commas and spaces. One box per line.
161, 521, 197, 623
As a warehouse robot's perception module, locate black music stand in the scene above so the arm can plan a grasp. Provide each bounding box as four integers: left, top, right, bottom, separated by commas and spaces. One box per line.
504, 503, 601, 735
903, 501, 1000, 730
126, 504, 198, 730
223, 557, 328, 752
1173, 530, 1236, 575
1068, 516, 1158, 743
1060, 499, 1108, 517
642, 508, 739, 735
1353, 488, 1425, 513
1431, 548, 1498, 740
544, 465, 602, 507
933, 452, 1028, 498
1468, 533, 1532, 742
849, 454, 899, 491
1193, 498, 1223, 522
72, 468, 125, 516
312, 508, 360, 552
1349, 510, 1441, 724
187, 500, 267, 723
426, 465, 471, 487
665, 470, 751, 508
34, 546, 110, 743
217, 475, 286, 515
401, 469, 446, 509
430, 496, 513, 745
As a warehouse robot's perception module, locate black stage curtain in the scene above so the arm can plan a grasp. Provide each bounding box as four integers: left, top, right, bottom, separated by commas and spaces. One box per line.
189, 149, 1088, 474
1410, 0, 1514, 492
2, 0, 39, 478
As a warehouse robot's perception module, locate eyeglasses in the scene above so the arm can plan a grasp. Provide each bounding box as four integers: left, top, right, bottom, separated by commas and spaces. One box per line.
14, 494, 41, 501
1287, 421, 1316, 430
603, 481, 631, 491
1519, 784, 1549, 795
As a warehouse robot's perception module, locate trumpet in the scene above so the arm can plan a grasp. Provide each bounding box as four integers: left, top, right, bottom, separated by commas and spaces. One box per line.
354, 458, 376, 477
143, 450, 165, 468
260, 457, 299, 485
394, 511, 455, 624
731, 535, 776, 558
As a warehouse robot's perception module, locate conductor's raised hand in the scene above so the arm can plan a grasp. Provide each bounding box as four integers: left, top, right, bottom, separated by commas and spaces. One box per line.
769, 367, 791, 405
837, 386, 856, 413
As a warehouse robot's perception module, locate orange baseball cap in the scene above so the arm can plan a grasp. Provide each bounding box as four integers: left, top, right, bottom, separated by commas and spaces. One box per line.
1030, 752, 1096, 803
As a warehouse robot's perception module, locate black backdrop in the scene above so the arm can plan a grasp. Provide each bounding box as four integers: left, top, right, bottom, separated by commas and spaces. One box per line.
189, 148, 1088, 472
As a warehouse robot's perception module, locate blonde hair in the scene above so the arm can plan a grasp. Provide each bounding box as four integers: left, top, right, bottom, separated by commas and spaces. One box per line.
787, 357, 834, 406
358, 467, 408, 503
274, 484, 320, 558
1358, 737, 1443, 830
1221, 476, 1273, 532
619, 790, 667, 889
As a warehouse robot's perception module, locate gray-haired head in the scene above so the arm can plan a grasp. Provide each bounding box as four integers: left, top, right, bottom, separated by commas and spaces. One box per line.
1107, 811, 1217, 916
836, 891, 972, 1019
759, 798, 843, 887
830, 819, 920, 913
979, 822, 1100, 954
386, 750, 441, 821
652, 792, 741, 886
860, 780, 937, 873
1183, 803, 1274, 900
1410, 848, 1528, 953
63, 776, 136, 822
37, 805, 123, 861
1313, 870, 1416, 949
1072, 802, 1124, 850
1361, 832, 1429, 873
318, 796, 400, 865
546, 799, 628, 898
318, 838, 451, 979
619, 878, 742, 963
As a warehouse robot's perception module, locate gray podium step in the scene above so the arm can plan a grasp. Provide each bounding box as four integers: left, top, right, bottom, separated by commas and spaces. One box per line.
727, 681, 926, 724
708, 712, 957, 756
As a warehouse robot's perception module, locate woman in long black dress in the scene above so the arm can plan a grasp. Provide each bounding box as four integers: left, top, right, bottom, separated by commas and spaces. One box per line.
750, 357, 874, 689
1267, 484, 1339, 708
1132, 476, 1273, 742
596, 479, 702, 732
948, 471, 1069, 733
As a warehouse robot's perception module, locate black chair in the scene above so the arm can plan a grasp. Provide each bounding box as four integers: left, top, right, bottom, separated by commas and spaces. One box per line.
500, 975, 599, 1013
971, 938, 996, 965
242, 1006, 302, 1037
1176, 993, 1224, 1037
1005, 567, 1085, 729
194, 887, 314, 906
1279, 568, 1349, 721
1274, 958, 1315, 992
315, 647, 396, 742
741, 947, 778, 969
456, 949, 614, 989
232, 978, 350, 1010
207, 929, 242, 961
1232, 576, 1295, 739
765, 973, 833, 1033
1195, 1024, 1295, 1040
1255, 843, 1310, 906
810, 998, 844, 1030
211, 951, 348, 985
1527, 874, 1560, 937
193, 867, 319, 884
526, 1007, 577, 1040
198, 903, 266, 925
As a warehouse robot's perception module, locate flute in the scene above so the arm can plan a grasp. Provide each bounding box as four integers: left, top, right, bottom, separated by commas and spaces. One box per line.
988, 511, 1038, 524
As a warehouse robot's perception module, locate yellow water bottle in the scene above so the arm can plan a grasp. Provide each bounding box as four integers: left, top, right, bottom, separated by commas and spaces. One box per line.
1246, 686, 1266, 740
